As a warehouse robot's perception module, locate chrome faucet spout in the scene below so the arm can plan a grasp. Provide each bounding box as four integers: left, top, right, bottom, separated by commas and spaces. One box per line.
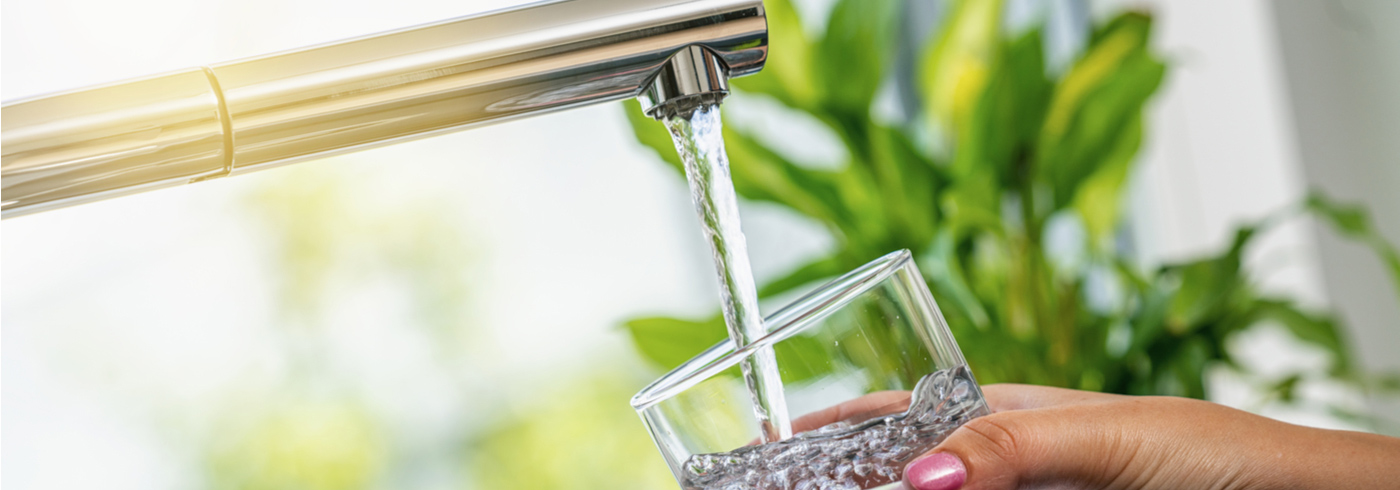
0, 0, 768, 218
640, 45, 730, 121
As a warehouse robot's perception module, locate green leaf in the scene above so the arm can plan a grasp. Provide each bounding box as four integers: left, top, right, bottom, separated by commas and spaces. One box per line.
1156, 335, 1210, 398
918, 0, 1004, 129
624, 315, 836, 385
1267, 373, 1305, 403
1368, 371, 1400, 393
624, 98, 860, 241
1071, 112, 1143, 244
921, 230, 992, 329
1037, 12, 1164, 208
1112, 256, 1153, 294
1305, 191, 1400, 297
868, 122, 943, 245
773, 334, 836, 385
952, 28, 1051, 183
721, 123, 854, 230
1041, 12, 1153, 140
729, 0, 818, 109
1244, 298, 1351, 376
940, 171, 1003, 237
623, 315, 728, 370
1164, 227, 1254, 332
813, 0, 900, 114
758, 253, 850, 298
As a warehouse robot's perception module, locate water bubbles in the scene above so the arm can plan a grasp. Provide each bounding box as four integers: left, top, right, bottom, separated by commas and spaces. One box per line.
774, 446, 803, 464
882, 444, 915, 462
679, 366, 988, 490
816, 421, 851, 434
951, 379, 970, 402
744, 469, 761, 485
852, 460, 874, 477
827, 479, 861, 490
770, 468, 791, 489
833, 462, 853, 479
876, 464, 899, 481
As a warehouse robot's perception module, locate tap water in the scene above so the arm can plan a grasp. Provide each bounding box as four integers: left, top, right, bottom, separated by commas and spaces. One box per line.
679, 366, 989, 490
660, 104, 987, 488
664, 103, 794, 443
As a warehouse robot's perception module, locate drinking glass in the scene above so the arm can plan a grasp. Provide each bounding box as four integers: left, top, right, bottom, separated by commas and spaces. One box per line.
632, 249, 990, 490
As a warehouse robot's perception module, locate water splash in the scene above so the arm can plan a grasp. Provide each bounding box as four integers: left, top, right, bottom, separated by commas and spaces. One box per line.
680, 366, 989, 490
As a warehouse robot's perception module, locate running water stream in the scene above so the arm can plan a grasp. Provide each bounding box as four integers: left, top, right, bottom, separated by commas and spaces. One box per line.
664, 103, 793, 443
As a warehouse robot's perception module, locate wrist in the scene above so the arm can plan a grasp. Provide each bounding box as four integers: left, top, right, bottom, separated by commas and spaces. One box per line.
1266, 425, 1400, 489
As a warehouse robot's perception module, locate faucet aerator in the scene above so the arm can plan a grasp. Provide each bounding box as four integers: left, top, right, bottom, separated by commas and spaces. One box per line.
640, 45, 731, 121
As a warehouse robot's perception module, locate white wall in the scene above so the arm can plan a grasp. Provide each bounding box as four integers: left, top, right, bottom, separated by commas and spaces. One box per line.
1271, 0, 1400, 428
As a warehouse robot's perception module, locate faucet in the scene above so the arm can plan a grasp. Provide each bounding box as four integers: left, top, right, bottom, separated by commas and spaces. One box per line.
0, 0, 766, 218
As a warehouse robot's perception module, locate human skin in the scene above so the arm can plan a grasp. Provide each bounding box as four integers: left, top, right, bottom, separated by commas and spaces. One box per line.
897, 383, 1400, 490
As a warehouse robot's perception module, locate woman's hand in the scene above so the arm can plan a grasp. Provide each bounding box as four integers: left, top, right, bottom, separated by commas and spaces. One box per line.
902, 384, 1400, 490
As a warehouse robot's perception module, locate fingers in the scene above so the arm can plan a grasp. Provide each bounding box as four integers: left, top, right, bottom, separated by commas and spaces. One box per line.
903, 452, 966, 490
982, 383, 1126, 412
789, 391, 911, 434
789, 381, 1121, 434
783, 382, 1124, 438
920, 412, 1036, 490
903, 406, 1123, 490
903, 396, 1255, 490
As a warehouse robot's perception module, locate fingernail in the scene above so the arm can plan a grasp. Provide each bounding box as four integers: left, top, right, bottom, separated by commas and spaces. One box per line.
903, 453, 966, 490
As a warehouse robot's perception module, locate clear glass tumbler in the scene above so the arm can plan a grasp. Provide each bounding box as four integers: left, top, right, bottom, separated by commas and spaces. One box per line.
632, 249, 991, 490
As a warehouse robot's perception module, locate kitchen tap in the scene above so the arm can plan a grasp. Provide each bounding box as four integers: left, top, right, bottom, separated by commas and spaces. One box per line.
0, 0, 766, 218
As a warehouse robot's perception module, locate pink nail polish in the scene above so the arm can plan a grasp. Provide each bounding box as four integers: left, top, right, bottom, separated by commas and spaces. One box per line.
903, 453, 967, 490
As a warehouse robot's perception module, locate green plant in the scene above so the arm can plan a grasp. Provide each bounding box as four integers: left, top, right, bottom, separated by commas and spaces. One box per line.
621, 0, 1400, 415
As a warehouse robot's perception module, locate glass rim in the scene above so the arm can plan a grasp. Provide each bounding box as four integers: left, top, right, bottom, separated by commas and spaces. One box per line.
631, 249, 915, 411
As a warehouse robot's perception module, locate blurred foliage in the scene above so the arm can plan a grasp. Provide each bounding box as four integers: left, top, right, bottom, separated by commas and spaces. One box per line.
207, 163, 673, 490
469, 374, 678, 489
206, 399, 385, 490
622, 0, 1400, 414
246, 166, 476, 346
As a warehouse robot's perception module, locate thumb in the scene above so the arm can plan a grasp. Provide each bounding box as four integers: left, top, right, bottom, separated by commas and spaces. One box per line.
902, 410, 1119, 490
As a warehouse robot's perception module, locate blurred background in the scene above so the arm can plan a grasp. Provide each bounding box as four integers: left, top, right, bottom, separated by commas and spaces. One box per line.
3, 0, 1398, 489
